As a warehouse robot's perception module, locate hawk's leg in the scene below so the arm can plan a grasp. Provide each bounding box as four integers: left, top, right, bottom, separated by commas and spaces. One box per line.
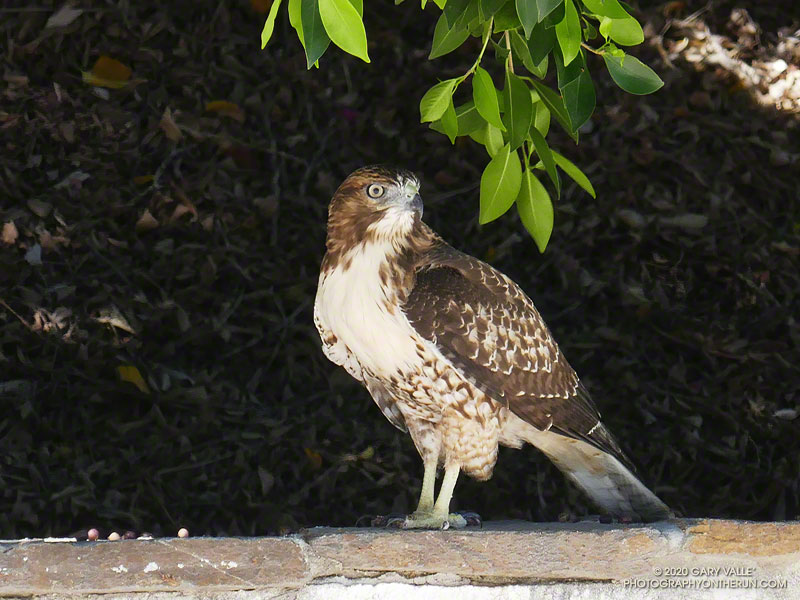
410, 457, 437, 516
403, 464, 467, 529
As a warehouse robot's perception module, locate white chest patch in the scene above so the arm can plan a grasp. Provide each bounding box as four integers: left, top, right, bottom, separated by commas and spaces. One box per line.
315, 242, 423, 378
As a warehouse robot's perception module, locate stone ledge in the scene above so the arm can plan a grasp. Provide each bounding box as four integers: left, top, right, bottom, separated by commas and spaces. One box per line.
0, 519, 798, 598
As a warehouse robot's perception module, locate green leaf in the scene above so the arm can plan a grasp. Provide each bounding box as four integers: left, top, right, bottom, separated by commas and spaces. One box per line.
260, 0, 284, 48
484, 122, 504, 156
530, 80, 576, 141
289, 0, 305, 47
528, 126, 559, 195
429, 13, 471, 59
552, 150, 595, 197
492, 39, 511, 64
516, 0, 538, 39
493, 1, 521, 32
432, 0, 446, 8
472, 67, 506, 131
318, 0, 370, 63
560, 64, 595, 130
431, 101, 485, 136
554, 46, 583, 88
603, 52, 664, 94
455, 101, 485, 134
479, 0, 507, 20
536, 0, 563, 22
348, 0, 363, 16
516, 169, 553, 252
420, 78, 459, 122
599, 16, 643, 46
555, 0, 581, 66
543, 1, 564, 26
532, 96, 550, 136
443, 0, 470, 27
503, 70, 533, 151
509, 30, 535, 74
527, 21, 555, 65
440, 98, 459, 143
582, 0, 630, 19
479, 143, 523, 224
300, 0, 331, 68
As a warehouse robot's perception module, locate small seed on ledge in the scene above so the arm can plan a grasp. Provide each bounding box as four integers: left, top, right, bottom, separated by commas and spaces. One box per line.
108, 532, 121, 541
178, 528, 189, 538
87, 528, 99, 541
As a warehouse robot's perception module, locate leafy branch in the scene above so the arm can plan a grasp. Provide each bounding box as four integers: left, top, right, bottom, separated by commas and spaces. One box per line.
261, 0, 663, 252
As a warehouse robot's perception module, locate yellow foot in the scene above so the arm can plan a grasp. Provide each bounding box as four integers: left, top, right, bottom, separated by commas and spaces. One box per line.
402, 512, 468, 530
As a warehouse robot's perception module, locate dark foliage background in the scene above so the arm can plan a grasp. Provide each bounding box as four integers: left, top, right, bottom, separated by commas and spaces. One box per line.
0, 0, 798, 537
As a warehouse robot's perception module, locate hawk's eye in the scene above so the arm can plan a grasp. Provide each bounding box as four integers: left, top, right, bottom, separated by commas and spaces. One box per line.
367, 184, 385, 199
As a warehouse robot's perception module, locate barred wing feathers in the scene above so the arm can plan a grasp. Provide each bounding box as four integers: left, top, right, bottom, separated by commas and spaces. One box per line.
402, 245, 633, 472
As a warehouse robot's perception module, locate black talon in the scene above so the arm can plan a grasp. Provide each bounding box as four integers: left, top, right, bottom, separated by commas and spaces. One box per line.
386, 516, 407, 528
355, 515, 375, 527
456, 511, 482, 527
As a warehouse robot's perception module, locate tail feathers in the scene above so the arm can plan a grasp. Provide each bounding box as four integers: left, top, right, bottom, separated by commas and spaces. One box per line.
527, 429, 672, 522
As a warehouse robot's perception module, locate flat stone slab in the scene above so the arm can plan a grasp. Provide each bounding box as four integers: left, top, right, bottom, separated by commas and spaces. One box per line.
1, 519, 798, 599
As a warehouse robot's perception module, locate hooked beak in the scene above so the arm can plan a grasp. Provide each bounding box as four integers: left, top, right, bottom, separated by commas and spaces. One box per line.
409, 193, 423, 218
401, 178, 423, 218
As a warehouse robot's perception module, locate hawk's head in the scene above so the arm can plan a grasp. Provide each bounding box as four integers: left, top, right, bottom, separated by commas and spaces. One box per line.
326, 166, 424, 253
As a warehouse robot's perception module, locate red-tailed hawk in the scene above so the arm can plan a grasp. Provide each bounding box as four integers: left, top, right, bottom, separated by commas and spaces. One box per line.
314, 166, 671, 529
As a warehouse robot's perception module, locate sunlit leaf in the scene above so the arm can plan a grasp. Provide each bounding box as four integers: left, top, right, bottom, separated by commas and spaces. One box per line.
484, 122, 504, 156
260, 0, 284, 48
472, 66, 505, 131
555, 0, 580, 66
348, 0, 363, 17
532, 97, 551, 136
516, 168, 553, 252
429, 13, 470, 59
420, 78, 458, 122
430, 101, 485, 136
289, 0, 305, 47
440, 97, 458, 143
603, 52, 664, 94
582, 0, 630, 19
479, 143, 522, 224
599, 16, 644, 46
319, 0, 370, 63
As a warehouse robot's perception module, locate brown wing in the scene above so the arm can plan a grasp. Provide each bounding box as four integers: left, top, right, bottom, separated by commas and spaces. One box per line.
402, 244, 632, 469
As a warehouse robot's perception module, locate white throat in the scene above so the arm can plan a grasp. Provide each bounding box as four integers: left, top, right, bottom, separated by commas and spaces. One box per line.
316, 238, 421, 378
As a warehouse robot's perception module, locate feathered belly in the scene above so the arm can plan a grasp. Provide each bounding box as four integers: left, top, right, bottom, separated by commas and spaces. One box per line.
317, 261, 424, 379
